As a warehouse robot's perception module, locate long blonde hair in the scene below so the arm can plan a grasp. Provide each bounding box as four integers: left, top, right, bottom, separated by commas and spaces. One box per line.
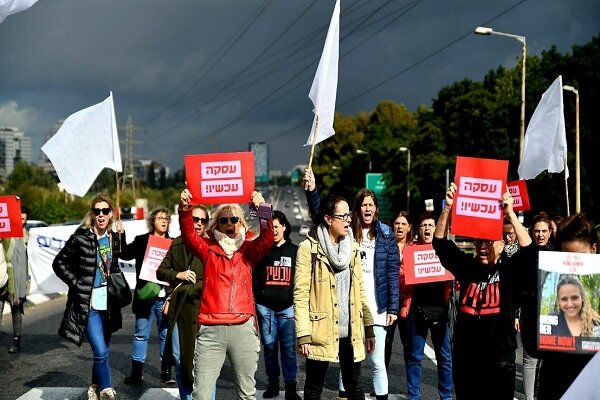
556, 275, 600, 336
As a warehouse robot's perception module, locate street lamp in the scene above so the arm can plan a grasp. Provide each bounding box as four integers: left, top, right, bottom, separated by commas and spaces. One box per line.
475, 26, 527, 160
356, 149, 372, 172
563, 84, 580, 214
399, 147, 411, 213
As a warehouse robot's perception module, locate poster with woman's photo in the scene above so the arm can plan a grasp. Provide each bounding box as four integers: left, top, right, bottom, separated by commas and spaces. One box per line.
538, 251, 600, 354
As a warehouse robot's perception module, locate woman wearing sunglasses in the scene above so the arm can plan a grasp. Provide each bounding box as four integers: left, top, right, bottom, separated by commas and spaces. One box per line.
294, 194, 376, 400
121, 207, 174, 386
432, 183, 531, 400
53, 193, 124, 400
179, 189, 273, 400
157, 205, 212, 400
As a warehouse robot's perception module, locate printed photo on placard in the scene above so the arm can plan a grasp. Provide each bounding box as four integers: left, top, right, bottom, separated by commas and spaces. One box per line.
538, 251, 600, 354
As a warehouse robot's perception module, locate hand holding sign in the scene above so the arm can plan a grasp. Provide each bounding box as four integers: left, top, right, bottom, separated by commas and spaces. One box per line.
180, 188, 192, 208
445, 182, 457, 208
501, 187, 514, 214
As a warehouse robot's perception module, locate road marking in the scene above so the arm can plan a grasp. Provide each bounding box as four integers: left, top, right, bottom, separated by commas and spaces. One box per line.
16, 388, 407, 400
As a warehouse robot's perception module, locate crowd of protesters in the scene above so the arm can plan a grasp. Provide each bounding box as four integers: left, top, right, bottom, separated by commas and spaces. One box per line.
37, 168, 600, 400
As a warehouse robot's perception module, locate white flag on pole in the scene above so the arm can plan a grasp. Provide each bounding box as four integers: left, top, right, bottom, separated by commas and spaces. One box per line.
305, 0, 340, 146
41, 92, 122, 197
518, 75, 568, 180
0, 0, 40, 23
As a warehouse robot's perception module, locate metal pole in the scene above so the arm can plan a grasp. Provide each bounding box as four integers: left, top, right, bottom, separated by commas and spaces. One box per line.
519, 40, 526, 160
406, 149, 411, 213
575, 90, 580, 214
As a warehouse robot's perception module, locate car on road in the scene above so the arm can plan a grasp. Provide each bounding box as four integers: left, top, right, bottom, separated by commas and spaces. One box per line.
24, 220, 48, 232
285, 202, 290, 207
294, 213, 302, 220
299, 225, 310, 236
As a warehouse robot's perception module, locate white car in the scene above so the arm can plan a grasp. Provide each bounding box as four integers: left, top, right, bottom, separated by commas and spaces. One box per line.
299, 225, 310, 236
294, 213, 302, 220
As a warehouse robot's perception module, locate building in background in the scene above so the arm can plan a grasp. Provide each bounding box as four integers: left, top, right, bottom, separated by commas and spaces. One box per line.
0, 126, 32, 182
250, 142, 269, 184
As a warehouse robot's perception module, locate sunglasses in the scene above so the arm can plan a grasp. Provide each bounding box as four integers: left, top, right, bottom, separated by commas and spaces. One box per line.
91, 207, 112, 216
473, 239, 495, 247
218, 216, 240, 224
193, 217, 209, 224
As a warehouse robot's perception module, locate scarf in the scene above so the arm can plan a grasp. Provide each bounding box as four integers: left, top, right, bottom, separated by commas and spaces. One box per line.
317, 224, 354, 338
316, 224, 353, 271
213, 227, 246, 259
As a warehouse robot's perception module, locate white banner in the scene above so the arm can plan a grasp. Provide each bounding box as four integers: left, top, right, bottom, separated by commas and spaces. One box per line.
27, 218, 181, 295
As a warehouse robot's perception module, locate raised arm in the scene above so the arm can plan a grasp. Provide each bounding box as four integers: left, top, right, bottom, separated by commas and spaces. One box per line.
303, 168, 320, 224
501, 188, 532, 247
434, 182, 456, 239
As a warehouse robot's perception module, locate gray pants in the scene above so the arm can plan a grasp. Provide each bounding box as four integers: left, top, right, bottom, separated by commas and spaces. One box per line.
523, 348, 539, 400
192, 318, 260, 400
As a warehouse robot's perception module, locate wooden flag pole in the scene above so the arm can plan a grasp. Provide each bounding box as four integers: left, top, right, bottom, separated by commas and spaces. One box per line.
305, 116, 319, 190
564, 160, 570, 217
115, 170, 121, 222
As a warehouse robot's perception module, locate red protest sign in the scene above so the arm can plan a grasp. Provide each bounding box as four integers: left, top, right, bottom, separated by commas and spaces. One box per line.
451, 157, 508, 241
139, 235, 172, 285
185, 152, 255, 205
507, 180, 530, 212
403, 244, 455, 284
0, 196, 23, 238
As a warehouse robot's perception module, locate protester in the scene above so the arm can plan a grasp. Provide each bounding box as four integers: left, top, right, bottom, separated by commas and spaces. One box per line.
121, 207, 174, 385
551, 275, 600, 337
518, 214, 600, 399
0, 206, 30, 354
400, 211, 453, 400
53, 193, 124, 400
516, 212, 554, 400
294, 194, 376, 400
156, 205, 210, 400
179, 189, 273, 400
303, 170, 399, 400
252, 210, 301, 400
384, 211, 413, 369
432, 183, 531, 400
502, 216, 520, 257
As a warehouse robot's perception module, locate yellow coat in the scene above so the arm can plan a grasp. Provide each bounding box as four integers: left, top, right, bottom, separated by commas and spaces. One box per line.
293, 234, 374, 363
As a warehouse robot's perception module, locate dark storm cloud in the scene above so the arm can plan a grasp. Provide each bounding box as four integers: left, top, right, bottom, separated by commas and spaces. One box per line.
0, 0, 598, 172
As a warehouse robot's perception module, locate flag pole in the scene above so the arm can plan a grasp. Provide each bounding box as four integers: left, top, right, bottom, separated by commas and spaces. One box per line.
307, 116, 319, 171
115, 170, 121, 222
305, 116, 319, 190
564, 159, 570, 217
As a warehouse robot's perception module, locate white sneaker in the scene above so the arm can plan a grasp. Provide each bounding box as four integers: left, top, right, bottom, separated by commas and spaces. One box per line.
99, 387, 117, 400
87, 384, 99, 400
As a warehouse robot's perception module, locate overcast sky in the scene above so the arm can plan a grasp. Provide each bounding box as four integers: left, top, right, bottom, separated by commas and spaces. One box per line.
1, 0, 598, 174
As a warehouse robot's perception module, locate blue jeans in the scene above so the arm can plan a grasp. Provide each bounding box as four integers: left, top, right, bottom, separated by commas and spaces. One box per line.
132, 297, 168, 363
256, 304, 297, 384
86, 309, 112, 391
404, 311, 453, 400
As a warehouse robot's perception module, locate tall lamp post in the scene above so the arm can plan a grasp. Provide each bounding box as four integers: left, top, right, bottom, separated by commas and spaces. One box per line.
563, 84, 580, 214
399, 147, 411, 213
356, 149, 372, 172
475, 26, 526, 160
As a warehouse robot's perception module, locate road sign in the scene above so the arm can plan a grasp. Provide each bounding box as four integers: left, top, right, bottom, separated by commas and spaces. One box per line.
365, 173, 393, 220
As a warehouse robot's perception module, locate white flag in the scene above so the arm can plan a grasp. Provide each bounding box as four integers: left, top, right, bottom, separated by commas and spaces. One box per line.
560, 351, 600, 400
518, 75, 568, 180
41, 92, 122, 197
305, 0, 340, 146
0, 0, 40, 23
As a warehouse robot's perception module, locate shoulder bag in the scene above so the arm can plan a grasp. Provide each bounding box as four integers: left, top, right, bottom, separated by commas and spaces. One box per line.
103, 233, 132, 308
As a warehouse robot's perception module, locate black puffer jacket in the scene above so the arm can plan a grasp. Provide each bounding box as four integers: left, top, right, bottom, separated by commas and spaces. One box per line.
53, 227, 124, 346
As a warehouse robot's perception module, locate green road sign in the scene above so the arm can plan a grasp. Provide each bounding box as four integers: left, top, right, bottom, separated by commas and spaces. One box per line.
365, 173, 393, 220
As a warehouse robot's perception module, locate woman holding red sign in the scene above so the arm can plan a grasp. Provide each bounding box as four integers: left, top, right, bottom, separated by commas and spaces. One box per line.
432, 183, 531, 400
179, 188, 273, 400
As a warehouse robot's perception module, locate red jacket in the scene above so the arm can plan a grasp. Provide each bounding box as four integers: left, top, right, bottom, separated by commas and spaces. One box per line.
179, 207, 274, 325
